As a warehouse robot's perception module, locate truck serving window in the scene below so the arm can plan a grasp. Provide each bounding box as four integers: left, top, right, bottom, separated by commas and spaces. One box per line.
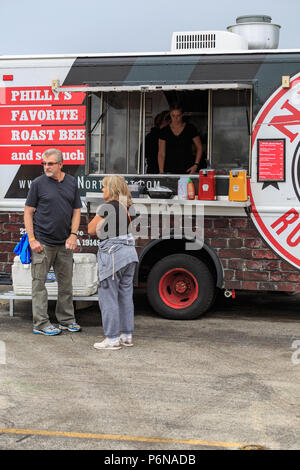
87, 87, 250, 175
88, 89, 208, 175
210, 90, 251, 174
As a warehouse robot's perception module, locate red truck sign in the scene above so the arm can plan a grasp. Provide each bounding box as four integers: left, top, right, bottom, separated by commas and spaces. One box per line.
0, 86, 86, 164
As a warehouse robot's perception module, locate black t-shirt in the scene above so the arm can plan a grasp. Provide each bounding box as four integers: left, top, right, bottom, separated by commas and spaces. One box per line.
159, 123, 198, 173
145, 127, 160, 173
25, 173, 82, 246
96, 200, 134, 239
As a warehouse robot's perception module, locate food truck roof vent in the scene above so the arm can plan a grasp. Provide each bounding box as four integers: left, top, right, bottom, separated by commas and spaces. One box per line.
227, 15, 281, 49
171, 30, 248, 53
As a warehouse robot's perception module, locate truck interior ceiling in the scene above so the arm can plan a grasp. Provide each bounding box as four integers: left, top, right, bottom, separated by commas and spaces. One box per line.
87, 88, 252, 176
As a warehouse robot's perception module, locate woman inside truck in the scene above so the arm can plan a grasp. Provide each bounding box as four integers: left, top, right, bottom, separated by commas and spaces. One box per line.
157, 104, 203, 174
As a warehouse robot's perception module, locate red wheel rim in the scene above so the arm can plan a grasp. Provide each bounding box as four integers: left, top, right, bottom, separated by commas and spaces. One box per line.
159, 268, 199, 309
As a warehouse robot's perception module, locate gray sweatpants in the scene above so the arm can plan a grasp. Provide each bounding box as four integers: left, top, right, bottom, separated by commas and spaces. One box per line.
98, 262, 136, 339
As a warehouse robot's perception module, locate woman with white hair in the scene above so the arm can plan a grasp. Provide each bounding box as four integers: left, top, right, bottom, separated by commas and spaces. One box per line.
88, 175, 138, 350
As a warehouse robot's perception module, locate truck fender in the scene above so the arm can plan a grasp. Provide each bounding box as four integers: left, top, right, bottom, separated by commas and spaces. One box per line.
134, 238, 224, 288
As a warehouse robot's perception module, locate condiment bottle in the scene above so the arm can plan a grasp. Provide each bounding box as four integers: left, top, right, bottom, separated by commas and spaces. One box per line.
198, 169, 216, 200
187, 178, 195, 200
178, 176, 189, 199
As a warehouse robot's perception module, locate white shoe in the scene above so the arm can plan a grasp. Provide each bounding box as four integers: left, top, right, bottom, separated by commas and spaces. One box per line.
94, 338, 121, 350
120, 334, 133, 347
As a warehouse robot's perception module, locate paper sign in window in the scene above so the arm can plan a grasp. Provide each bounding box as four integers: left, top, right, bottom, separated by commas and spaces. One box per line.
257, 139, 285, 182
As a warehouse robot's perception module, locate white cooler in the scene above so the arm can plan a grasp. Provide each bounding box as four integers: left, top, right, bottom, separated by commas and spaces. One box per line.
12, 253, 98, 296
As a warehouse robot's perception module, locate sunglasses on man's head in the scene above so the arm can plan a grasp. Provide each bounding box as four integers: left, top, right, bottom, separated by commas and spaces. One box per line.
41, 161, 59, 167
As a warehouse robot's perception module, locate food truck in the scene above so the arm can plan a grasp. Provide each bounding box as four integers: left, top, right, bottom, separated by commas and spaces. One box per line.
0, 15, 299, 319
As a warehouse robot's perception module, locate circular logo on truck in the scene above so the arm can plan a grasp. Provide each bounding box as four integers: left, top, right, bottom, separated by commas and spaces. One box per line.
250, 72, 300, 269
292, 142, 300, 203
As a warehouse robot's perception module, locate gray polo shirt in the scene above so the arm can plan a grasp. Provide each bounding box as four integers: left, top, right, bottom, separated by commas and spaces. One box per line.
25, 173, 82, 246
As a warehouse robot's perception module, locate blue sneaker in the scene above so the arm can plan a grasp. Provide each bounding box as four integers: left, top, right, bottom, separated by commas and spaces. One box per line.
33, 325, 61, 336
58, 322, 81, 332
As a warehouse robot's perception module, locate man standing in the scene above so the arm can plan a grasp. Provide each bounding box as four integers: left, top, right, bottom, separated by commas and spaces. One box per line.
24, 148, 82, 336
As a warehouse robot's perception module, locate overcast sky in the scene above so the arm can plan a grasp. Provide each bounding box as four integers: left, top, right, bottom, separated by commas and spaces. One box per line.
1, 0, 300, 55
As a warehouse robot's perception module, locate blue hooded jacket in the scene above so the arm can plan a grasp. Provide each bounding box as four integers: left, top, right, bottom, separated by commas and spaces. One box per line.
14, 233, 31, 264
97, 233, 138, 282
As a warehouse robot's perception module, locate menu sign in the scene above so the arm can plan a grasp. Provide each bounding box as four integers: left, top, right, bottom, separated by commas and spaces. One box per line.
0, 86, 86, 165
0, 146, 85, 165
0, 106, 86, 125
0, 86, 85, 106
257, 139, 286, 182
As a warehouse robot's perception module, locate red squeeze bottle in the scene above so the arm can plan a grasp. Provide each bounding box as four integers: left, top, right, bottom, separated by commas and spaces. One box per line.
187, 178, 195, 200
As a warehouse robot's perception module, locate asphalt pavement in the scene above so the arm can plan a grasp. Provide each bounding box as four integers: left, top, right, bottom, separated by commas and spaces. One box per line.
0, 285, 299, 451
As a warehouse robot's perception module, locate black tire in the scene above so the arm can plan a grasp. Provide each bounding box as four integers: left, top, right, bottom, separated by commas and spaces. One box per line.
147, 254, 216, 320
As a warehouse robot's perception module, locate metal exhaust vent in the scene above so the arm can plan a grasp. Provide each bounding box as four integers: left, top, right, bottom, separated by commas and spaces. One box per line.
227, 15, 281, 49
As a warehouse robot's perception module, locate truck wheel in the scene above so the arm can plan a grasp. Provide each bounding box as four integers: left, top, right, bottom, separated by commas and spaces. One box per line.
147, 254, 216, 320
